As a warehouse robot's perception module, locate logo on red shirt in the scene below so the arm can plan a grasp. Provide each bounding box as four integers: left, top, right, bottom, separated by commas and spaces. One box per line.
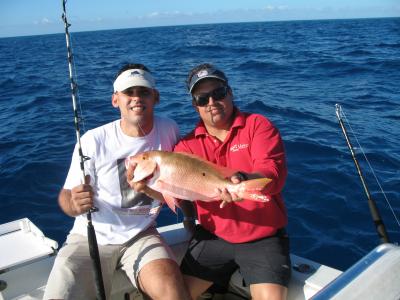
230, 143, 249, 152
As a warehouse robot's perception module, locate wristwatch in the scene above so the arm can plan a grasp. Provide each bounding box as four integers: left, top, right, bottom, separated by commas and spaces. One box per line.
236, 171, 248, 181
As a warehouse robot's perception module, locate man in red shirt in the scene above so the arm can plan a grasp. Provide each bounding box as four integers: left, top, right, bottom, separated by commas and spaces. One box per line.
176, 63, 291, 300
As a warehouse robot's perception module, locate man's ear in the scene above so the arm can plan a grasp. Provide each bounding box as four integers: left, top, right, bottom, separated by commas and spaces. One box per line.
111, 93, 119, 107
228, 86, 233, 96
192, 101, 200, 113
154, 90, 160, 104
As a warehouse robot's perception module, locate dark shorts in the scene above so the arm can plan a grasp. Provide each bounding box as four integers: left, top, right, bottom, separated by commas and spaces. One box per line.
181, 225, 291, 288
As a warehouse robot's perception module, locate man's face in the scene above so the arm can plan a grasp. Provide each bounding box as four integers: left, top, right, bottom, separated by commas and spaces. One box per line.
112, 86, 158, 127
192, 79, 234, 129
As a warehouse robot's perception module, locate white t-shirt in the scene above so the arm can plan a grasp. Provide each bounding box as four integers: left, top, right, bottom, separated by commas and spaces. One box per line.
64, 116, 179, 245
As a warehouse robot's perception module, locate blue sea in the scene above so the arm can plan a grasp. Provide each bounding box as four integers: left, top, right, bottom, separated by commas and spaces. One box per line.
1, 18, 399, 271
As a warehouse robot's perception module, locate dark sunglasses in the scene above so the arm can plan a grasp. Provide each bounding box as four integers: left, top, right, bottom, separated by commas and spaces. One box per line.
192, 86, 229, 107
121, 87, 152, 98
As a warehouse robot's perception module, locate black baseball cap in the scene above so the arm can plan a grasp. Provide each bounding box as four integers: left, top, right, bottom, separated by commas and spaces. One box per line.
187, 66, 228, 93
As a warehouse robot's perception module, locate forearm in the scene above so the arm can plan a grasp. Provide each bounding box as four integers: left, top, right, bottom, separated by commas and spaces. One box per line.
142, 186, 165, 202
179, 200, 196, 235
179, 200, 196, 219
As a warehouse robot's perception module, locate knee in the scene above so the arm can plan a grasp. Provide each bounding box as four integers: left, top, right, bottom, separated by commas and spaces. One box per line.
250, 283, 287, 300
138, 260, 190, 300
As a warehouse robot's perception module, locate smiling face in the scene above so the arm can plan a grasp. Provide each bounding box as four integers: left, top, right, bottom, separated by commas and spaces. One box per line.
191, 79, 234, 131
112, 86, 159, 136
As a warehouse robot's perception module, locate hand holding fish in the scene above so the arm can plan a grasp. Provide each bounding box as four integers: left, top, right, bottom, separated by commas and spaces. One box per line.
126, 160, 165, 202
126, 162, 147, 193
217, 172, 269, 208
217, 173, 244, 208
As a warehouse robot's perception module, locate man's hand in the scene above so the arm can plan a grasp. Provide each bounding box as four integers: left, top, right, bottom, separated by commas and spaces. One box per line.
217, 172, 246, 208
126, 161, 148, 193
70, 175, 93, 215
126, 161, 165, 202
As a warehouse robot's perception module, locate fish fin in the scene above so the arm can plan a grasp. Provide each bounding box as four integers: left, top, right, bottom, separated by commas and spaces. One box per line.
239, 178, 272, 202
162, 193, 179, 214
132, 159, 157, 182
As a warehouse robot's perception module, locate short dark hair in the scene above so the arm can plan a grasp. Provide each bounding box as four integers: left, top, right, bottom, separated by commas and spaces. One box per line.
115, 63, 151, 80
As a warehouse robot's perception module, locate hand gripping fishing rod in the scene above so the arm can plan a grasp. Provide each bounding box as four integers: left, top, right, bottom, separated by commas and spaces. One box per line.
335, 104, 390, 244
61, 1, 106, 299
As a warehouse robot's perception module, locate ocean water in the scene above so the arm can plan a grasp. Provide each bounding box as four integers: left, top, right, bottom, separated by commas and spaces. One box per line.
0, 18, 399, 271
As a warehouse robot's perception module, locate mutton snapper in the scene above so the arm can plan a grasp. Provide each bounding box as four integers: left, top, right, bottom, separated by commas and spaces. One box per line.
126, 150, 272, 212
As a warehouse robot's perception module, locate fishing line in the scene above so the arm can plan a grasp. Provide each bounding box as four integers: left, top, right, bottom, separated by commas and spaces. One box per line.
340, 107, 400, 229
68, 34, 87, 132
61, 1, 106, 299
68, 33, 115, 86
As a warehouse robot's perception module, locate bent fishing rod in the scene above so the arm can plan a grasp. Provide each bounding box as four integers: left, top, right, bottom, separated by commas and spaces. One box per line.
61, 1, 106, 299
335, 104, 390, 244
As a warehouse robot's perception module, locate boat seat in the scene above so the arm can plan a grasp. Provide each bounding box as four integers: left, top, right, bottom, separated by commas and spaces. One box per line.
0, 218, 58, 300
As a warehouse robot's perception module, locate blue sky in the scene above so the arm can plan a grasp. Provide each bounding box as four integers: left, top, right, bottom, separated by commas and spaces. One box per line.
1, 0, 399, 38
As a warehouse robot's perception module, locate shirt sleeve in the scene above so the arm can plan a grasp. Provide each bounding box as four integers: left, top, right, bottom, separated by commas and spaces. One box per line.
250, 115, 287, 195
171, 120, 180, 145
173, 138, 192, 154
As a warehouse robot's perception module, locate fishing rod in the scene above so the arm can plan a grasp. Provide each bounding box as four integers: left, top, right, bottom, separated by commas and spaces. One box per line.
335, 104, 390, 244
61, 1, 106, 299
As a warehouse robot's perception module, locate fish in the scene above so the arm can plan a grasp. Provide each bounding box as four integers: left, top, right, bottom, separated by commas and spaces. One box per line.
125, 150, 272, 213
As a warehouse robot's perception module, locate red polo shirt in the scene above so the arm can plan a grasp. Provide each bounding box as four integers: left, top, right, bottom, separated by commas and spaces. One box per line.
174, 109, 288, 243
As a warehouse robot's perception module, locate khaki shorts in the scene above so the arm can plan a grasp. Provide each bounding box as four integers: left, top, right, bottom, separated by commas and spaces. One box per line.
43, 226, 176, 300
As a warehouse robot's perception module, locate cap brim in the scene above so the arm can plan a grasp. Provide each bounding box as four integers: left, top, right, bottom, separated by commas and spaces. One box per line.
189, 75, 227, 92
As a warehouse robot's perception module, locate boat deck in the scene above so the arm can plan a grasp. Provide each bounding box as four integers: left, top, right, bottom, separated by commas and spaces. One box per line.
2, 219, 399, 300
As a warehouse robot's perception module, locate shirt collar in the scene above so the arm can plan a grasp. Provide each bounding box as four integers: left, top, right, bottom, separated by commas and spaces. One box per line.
194, 107, 245, 137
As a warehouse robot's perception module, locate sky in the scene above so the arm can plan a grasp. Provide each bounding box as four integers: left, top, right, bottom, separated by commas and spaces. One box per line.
1, 0, 399, 38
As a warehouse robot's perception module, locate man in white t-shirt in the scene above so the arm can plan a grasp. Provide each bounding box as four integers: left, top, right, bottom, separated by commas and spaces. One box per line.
44, 63, 191, 300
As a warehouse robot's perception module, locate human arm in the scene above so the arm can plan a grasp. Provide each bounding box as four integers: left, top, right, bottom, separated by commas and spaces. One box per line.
218, 115, 287, 207
249, 115, 287, 194
179, 200, 196, 235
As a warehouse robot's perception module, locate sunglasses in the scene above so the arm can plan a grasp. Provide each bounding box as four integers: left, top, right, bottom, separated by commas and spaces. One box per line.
121, 87, 152, 98
192, 86, 229, 107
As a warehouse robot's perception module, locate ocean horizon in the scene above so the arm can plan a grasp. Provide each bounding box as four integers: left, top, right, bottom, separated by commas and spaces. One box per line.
1, 16, 399, 39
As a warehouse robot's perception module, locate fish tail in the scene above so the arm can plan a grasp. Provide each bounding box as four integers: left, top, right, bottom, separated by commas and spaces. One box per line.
239, 178, 272, 202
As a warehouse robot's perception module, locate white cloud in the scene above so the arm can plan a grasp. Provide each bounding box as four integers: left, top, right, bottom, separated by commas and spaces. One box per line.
148, 12, 160, 17
147, 11, 187, 18
33, 18, 53, 25
277, 5, 289, 10
264, 5, 289, 11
